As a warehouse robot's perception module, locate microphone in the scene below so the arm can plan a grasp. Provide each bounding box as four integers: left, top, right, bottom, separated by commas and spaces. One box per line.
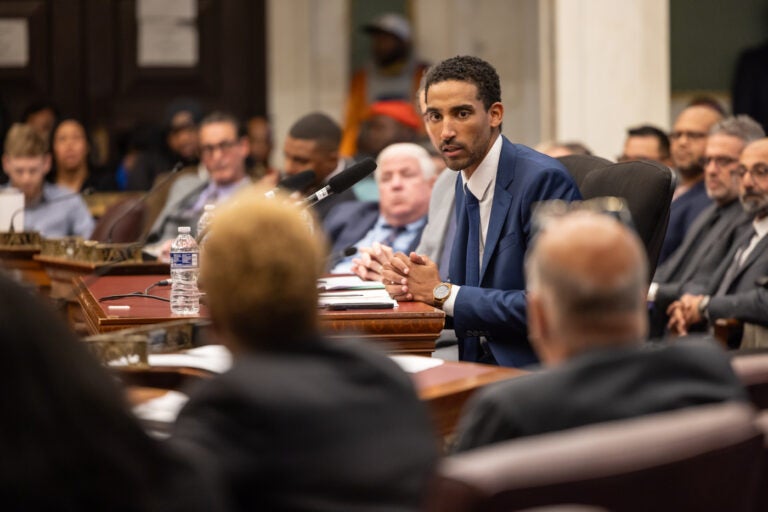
326, 245, 357, 269
105, 162, 184, 243
303, 158, 377, 207
264, 170, 316, 199
7, 187, 95, 233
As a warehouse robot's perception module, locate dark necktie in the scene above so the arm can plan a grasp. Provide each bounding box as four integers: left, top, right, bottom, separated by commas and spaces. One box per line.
465, 185, 481, 286
382, 225, 406, 248
715, 228, 756, 296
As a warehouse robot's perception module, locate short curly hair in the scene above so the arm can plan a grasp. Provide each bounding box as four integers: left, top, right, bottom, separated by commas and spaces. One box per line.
424, 55, 501, 111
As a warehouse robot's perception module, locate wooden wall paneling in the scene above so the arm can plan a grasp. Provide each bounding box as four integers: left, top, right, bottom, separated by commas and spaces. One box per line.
0, 0, 50, 121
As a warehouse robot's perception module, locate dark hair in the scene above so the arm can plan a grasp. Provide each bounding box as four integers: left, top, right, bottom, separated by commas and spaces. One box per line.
21, 99, 60, 123
0, 272, 211, 511
687, 95, 727, 117
627, 124, 671, 159
199, 110, 245, 137
288, 112, 342, 152
424, 55, 501, 111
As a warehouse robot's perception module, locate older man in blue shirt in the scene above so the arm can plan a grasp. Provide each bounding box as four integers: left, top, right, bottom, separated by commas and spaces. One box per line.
2, 123, 93, 238
325, 143, 435, 272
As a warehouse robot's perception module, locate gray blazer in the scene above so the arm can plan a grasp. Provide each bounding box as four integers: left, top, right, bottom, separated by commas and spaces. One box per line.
416, 169, 456, 278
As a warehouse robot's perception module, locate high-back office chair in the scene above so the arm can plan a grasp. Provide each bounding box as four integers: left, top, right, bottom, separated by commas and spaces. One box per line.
579, 160, 676, 280
556, 154, 613, 190
90, 197, 146, 243
732, 352, 768, 409
424, 403, 762, 512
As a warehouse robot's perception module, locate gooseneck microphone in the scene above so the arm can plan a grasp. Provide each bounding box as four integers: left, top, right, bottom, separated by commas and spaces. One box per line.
105, 162, 184, 243
303, 158, 377, 207
264, 170, 316, 199
7, 187, 95, 233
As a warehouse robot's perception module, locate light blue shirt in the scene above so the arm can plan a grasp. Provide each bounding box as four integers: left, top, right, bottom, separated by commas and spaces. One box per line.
332, 214, 427, 273
22, 183, 94, 238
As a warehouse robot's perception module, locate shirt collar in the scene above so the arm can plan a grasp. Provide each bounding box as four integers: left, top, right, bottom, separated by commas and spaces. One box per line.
377, 214, 427, 232
461, 134, 502, 201
753, 214, 768, 239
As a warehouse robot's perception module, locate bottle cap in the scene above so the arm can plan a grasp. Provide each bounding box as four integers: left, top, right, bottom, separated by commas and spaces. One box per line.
203, 204, 216, 212
178, 226, 191, 233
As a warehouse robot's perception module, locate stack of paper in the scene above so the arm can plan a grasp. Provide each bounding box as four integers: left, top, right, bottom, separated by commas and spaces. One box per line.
317, 275, 396, 309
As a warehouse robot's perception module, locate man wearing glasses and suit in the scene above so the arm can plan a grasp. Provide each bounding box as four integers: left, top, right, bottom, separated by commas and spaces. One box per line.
146, 111, 251, 257
668, 138, 768, 346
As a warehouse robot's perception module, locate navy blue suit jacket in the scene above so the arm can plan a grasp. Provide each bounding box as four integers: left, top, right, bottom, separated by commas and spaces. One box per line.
449, 137, 581, 367
324, 201, 380, 258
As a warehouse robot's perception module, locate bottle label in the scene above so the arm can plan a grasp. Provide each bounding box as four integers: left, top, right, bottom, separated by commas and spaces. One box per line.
170, 252, 199, 268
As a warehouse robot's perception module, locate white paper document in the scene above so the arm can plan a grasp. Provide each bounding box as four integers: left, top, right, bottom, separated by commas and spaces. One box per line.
148, 344, 233, 374
389, 355, 444, 373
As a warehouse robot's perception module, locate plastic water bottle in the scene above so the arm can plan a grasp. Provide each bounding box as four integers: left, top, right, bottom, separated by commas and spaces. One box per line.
196, 204, 215, 245
170, 226, 200, 315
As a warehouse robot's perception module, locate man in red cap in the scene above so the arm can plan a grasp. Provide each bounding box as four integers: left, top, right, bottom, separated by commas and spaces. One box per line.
356, 100, 423, 160
340, 13, 429, 158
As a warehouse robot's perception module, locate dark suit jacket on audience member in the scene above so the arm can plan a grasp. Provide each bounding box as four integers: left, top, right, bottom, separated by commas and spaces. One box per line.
313, 187, 357, 222
655, 200, 750, 304
323, 201, 423, 262
171, 337, 438, 512
658, 180, 712, 264
449, 137, 581, 367
650, 200, 751, 337
688, 227, 768, 326
452, 338, 747, 452
324, 201, 380, 255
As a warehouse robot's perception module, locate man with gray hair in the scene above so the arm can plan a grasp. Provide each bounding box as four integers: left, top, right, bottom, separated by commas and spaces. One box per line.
325, 142, 435, 272
649, 115, 764, 336
452, 211, 745, 451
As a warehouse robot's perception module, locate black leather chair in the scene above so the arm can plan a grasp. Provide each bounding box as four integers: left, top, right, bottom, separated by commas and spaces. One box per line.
556, 154, 613, 190
578, 160, 676, 280
732, 352, 768, 409
424, 402, 762, 512
90, 197, 146, 243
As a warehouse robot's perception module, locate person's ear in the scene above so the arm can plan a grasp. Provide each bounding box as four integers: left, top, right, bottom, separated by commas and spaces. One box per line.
527, 290, 555, 362
42, 154, 52, 176
488, 102, 504, 129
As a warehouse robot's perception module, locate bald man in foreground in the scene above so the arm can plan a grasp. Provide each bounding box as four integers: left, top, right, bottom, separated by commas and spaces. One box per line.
452, 211, 746, 452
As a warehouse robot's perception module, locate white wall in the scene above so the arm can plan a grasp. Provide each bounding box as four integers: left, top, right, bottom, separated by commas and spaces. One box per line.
413, 0, 542, 147
265, 0, 671, 166
553, 0, 670, 159
267, 0, 349, 168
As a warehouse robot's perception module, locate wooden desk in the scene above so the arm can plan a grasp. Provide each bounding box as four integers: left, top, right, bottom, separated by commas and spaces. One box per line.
122, 358, 523, 439
37, 255, 169, 299
0, 246, 50, 288
78, 274, 445, 356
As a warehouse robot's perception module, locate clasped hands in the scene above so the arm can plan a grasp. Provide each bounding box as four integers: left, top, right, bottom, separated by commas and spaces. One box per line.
666, 293, 706, 336
348, 242, 441, 305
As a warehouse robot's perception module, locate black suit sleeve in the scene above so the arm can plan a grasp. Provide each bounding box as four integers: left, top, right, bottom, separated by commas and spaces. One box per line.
452, 387, 522, 453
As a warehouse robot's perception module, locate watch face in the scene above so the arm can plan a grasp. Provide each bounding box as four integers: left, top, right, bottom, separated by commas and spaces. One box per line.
435, 284, 450, 299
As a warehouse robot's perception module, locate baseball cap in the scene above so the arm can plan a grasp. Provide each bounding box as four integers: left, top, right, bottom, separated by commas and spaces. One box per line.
362, 13, 411, 42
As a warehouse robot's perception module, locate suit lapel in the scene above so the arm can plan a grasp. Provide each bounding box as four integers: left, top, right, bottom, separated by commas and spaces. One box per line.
727, 233, 768, 288
480, 137, 515, 284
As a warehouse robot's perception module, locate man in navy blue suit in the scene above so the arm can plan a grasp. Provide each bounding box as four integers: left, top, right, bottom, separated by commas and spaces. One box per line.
382, 56, 581, 367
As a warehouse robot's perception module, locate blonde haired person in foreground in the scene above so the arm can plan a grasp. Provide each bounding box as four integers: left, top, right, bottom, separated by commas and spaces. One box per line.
170, 186, 437, 512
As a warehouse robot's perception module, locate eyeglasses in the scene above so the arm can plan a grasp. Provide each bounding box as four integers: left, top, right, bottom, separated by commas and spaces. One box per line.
669, 130, 707, 141
200, 139, 239, 156
734, 163, 768, 180
703, 155, 738, 168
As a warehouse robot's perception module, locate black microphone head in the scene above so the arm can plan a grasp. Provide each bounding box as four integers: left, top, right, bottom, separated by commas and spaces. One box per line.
328, 158, 377, 194
278, 170, 316, 192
